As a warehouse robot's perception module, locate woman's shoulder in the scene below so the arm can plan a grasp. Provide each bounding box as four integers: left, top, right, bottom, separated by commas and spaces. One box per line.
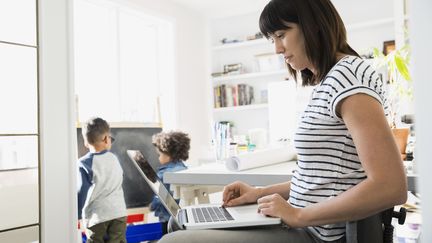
322, 55, 374, 89
331, 55, 362, 73
332, 55, 375, 80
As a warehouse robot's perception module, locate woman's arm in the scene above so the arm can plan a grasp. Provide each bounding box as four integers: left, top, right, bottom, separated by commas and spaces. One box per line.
296, 93, 407, 226
257, 93, 407, 227
223, 181, 291, 206
258, 181, 291, 200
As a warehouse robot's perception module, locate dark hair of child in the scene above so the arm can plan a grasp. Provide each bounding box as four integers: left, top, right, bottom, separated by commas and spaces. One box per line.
152, 131, 190, 162
82, 117, 110, 145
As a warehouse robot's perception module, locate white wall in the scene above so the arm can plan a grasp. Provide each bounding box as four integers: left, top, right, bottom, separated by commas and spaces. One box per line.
112, 0, 211, 165
411, 1, 432, 242
39, 0, 78, 242
173, 7, 212, 165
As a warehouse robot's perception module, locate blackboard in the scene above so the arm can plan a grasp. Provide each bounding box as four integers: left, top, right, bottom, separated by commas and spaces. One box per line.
77, 127, 162, 208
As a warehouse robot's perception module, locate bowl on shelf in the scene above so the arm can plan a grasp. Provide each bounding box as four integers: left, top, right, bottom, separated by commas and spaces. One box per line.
254, 53, 285, 72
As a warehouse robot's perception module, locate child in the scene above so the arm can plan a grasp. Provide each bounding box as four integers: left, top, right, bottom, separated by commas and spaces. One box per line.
77, 117, 127, 243
150, 131, 190, 233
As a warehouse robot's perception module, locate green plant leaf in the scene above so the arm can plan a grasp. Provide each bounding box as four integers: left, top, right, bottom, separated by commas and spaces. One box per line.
372, 47, 386, 67
394, 52, 412, 81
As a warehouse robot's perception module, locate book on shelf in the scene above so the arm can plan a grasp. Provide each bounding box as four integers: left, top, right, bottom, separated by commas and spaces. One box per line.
213, 83, 255, 108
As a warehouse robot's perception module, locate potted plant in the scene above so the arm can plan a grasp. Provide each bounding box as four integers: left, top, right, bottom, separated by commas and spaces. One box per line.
372, 44, 412, 159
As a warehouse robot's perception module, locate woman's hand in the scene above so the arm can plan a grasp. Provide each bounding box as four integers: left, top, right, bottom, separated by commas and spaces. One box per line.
257, 193, 303, 228
222, 181, 261, 207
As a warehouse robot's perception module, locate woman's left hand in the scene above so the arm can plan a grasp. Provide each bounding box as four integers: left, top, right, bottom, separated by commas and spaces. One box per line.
257, 193, 303, 228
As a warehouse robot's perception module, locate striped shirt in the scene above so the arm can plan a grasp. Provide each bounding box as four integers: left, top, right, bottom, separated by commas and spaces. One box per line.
290, 55, 388, 241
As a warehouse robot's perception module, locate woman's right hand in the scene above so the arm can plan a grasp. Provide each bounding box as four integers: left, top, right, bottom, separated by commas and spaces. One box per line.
222, 181, 261, 207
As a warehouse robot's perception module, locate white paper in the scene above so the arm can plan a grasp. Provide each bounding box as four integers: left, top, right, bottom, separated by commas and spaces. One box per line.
225, 146, 297, 171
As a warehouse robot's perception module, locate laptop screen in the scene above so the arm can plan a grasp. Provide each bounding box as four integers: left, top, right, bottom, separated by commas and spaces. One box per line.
126, 150, 181, 219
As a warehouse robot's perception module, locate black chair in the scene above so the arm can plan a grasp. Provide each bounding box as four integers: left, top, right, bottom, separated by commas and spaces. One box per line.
347, 206, 406, 243
382, 207, 407, 243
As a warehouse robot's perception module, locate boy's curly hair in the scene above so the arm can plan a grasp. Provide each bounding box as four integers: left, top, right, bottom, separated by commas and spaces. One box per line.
152, 131, 190, 162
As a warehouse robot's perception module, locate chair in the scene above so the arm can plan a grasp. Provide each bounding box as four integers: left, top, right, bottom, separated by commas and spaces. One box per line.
347, 206, 406, 243
382, 207, 407, 243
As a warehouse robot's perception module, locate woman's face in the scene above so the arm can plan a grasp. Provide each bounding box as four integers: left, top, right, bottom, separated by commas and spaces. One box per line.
269, 23, 313, 72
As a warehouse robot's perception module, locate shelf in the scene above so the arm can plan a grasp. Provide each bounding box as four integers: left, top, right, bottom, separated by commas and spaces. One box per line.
346, 18, 394, 31
212, 18, 397, 50
212, 38, 270, 51
212, 18, 396, 51
213, 103, 268, 112
212, 69, 287, 82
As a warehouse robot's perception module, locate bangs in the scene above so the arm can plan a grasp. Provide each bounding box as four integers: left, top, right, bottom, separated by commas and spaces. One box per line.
259, 0, 299, 38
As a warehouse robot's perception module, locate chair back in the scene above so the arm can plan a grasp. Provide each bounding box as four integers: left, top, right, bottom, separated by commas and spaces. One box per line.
346, 207, 406, 243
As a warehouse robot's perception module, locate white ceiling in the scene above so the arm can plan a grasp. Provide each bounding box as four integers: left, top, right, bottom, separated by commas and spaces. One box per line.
168, 0, 270, 19
166, 0, 392, 21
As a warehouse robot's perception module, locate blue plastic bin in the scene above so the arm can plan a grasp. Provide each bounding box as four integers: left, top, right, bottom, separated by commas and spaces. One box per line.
82, 222, 163, 243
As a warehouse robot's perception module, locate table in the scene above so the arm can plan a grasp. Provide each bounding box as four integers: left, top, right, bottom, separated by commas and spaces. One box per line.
165, 161, 297, 186
165, 161, 418, 205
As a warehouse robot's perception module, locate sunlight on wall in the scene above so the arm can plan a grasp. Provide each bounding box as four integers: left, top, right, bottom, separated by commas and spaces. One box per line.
74, 0, 175, 125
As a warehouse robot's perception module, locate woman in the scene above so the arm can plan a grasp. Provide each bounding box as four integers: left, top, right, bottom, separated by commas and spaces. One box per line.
160, 0, 407, 242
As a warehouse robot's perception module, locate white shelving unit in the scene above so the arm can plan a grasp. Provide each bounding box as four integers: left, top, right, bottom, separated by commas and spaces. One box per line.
212, 38, 269, 51
213, 103, 268, 112
209, 11, 288, 136
208, 0, 399, 136
212, 69, 287, 83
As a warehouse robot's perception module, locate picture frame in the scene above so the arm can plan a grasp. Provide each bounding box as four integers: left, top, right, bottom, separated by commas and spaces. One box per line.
383, 40, 396, 56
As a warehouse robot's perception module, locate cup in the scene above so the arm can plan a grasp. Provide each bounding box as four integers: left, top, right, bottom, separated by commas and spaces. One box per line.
248, 128, 268, 149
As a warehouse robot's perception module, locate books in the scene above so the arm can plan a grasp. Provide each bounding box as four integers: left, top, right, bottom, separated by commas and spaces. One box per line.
213, 84, 255, 108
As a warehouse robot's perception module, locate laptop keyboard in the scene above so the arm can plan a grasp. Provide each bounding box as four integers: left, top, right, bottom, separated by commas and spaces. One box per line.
192, 206, 234, 223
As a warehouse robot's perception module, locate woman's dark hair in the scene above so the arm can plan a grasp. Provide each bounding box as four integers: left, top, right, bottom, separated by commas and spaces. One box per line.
152, 131, 190, 162
259, 0, 359, 86
82, 117, 110, 145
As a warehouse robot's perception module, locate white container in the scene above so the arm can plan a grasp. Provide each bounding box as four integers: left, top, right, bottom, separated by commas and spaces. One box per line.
254, 53, 285, 72
248, 128, 268, 149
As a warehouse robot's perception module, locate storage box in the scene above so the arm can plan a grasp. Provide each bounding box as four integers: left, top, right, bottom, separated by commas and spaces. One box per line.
254, 53, 285, 72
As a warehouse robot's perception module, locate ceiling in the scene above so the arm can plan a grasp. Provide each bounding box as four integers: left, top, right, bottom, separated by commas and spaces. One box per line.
165, 0, 391, 21
168, 0, 270, 19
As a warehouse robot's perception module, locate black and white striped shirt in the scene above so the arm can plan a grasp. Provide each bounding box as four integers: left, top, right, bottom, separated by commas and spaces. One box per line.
290, 55, 388, 241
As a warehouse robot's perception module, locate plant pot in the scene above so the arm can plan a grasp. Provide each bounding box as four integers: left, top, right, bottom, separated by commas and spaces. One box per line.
392, 128, 410, 160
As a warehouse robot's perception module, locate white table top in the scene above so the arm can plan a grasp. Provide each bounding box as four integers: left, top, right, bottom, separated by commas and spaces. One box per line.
164, 160, 418, 191
164, 161, 298, 186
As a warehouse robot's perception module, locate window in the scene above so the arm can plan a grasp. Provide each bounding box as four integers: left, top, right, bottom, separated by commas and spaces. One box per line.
74, 0, 175, 124
0, 0, 39, 239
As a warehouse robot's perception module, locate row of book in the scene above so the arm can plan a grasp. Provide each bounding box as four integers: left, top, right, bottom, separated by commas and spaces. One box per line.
214, 84, 255, 108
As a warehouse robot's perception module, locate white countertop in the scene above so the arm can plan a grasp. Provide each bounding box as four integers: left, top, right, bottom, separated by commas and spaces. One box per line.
164, 161, 297, 186
164, 160, 418, 191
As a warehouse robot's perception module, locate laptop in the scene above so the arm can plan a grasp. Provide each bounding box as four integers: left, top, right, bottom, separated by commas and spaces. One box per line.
126, 150, 281, 230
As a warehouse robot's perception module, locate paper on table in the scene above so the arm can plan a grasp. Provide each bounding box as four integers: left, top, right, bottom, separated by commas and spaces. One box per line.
225, 146, 297, 171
